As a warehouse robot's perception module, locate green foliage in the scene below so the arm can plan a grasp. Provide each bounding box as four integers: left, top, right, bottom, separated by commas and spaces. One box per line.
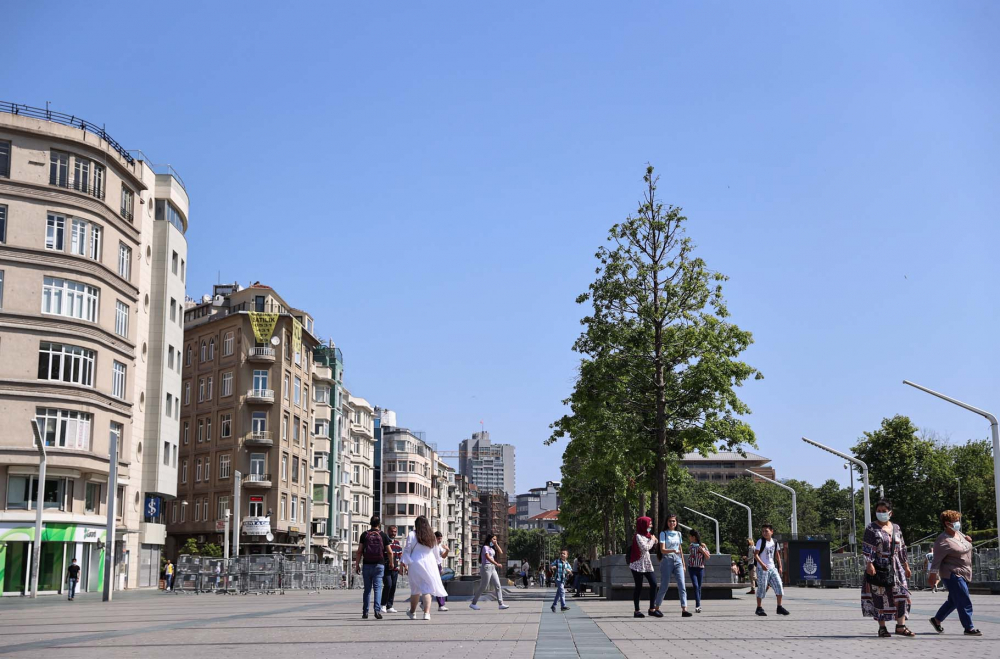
180, 538, 201, 556
201, 543, 223, 558
507, 529, 563, 567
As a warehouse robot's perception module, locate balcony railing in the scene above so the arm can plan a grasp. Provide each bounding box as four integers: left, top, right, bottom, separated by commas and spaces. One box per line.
246, 388, 275, 403
243, 473, 272, 486
1, 101, 135, 165
248, 347, 276, 361
120, 206, 133, 222
49, 175, 106, 200
245, 431, 273, 447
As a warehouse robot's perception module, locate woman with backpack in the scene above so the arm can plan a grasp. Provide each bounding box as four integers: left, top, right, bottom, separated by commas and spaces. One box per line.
400, 515, 448, 621
860, 500, 913, 637
628, 516, 659, 618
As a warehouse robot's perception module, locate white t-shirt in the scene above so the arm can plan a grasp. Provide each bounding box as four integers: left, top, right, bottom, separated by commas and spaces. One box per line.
755, 538, 777, 569
481, 544, 495, 565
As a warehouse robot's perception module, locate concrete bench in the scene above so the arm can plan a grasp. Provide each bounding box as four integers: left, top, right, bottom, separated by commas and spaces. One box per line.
596, 581, 743, 600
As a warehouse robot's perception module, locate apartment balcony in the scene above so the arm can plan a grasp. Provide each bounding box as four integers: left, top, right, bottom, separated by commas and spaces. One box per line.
49, 174, 106, 201
248, 347, 276, 363
242, 473, 272, 488
314, 470, 330, 486
245, 431, 274, 447
246, 388, 275, 404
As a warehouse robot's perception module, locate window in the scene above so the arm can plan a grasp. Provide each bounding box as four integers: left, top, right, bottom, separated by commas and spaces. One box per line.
314, 420, 329, 437
37, 342, 95, 387
186, 345, 192, 366
35, 408, 92, 449
222, 372, 233, 397
0, 140, 9, 177
168, 346, 175, 370
250, 453, 265, 476
203, 499, 209, 522
205, 418, 212, 442
70, 219, 87, 255
184, 382, 191, 405
169, 298, 177, 322
208, 339, 215, 361
85, 482, 100, 514
0, 270, 3, 309
283, 374, 290, 400
293, 377, 301, 405
90, 225, 101, 261
282, 453, 288, 481
5, 476, 69, 511
73, 157, 90, 194
251, 411, 267, 435
181, 460, 188, 483
353, 494, 360, 514
293, 419, 300, 445
163, 441, 170, 466
197, 419, 203, 442
180, 500, 186, 522
252, 369, 268, 391
183, 422, 189, 444
315, 386, 330, 404
165, 394, 173, 417
121, 186, 134, 221
206, 376, 213, 400
46, 214, 65, 250
198, 378, 205, 402
217, 495, 229, 521
280, 494, 287, 520
282, 415, 289, 442
291, 497, 297, 521
181, 259, 185, 281
292, 457, 299, 483
221, 413, 232, 438
0, 204, 6, 243
194, 497, 200, 521
223, 332, 234, 356
353, 465, 359, 484
42, 277, 99, 322
172, 251, 178, 275
248, 498, 263, 517
220, 454, 231, 479
112, 361, 126, 399
114, 300, 128, 338
385, 482, 395, 494
155, 199, 185, 233
93, 163, 105, 199
195, 458, 202, 482
204, 457, 210, 483
50, 151, 68, 187
200, 341, 207, 362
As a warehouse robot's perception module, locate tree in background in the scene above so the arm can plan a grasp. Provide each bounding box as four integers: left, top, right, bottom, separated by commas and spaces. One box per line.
201, 543, 223, 558
179, 538, 200, 556
508, 528, 563, 568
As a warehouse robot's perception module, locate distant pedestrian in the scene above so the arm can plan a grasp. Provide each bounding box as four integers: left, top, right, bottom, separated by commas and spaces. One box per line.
574, 558, 593, 597
164, 560, 175, 591
754, 524, 789, 617
731, 561, 739, 583
861, 500, 911, 637
434, 531, 450, 611
652, 514, 691, 618
382, 525, 404, 613
470, 533, 510, 610
550, 549, 572, 612
687, 529, 711, 613
925, 549, 937, 593
537, 567, 545, 587
744, 539, 756, 594
928, 510, 981, 636
628, 516, 658, 619
214, 562, 221, 590
66, 558, 80, 600
355, 515, 393, 619
520, 561, 529, 588
402, 516, 448, 620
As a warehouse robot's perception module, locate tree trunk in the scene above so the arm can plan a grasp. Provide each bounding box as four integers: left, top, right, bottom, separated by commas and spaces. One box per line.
603, 501, 611, 556
651, 489, 659, 534
639, 492, 646, 519
623, 497, 632, 554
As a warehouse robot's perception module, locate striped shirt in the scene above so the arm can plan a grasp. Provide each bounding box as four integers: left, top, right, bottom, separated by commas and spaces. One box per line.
687, 543, 708, 568
387, 536, 403, 571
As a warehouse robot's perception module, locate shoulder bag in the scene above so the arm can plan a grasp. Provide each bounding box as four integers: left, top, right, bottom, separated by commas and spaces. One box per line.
864, 524, 897, 589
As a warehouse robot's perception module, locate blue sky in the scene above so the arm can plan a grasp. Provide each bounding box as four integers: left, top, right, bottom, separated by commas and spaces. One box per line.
5, 1, 998, 495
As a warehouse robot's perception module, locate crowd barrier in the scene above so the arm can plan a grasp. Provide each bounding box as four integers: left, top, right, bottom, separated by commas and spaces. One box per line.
830, 544, 999, 590
171, 554, 344, 594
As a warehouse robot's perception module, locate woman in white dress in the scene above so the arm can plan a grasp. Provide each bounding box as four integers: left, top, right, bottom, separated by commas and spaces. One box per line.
401, 515, 448, 620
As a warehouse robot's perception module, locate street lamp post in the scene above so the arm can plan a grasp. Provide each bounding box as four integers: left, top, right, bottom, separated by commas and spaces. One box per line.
955, 477, 962, 519
903, 380, 1000, 542
746, 470, 798, 537
710, 491, 753, 540
29, 421, 46, 599
103, 426, 118, 602
835, 517, 844, 544
802, 437, 871, 528
845, 463, 857, 550
683, 507, 721, 554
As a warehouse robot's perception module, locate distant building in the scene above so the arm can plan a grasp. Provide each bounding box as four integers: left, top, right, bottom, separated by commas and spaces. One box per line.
458, 431, 515, 497
508, 505, 517, 530
524, 510, 561, 534
679, 451, 775, 483
476, 490, 509, 562
514, 481, 560, 529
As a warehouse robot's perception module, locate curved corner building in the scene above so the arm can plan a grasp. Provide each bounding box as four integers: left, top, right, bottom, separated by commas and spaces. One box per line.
0, 103, 189, 594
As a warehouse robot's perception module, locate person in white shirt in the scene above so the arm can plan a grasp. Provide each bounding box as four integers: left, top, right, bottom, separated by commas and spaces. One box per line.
754, 524, 789, 616
400, 516, 447, 621
470, 534, 510, 611
651, 514, 692, 618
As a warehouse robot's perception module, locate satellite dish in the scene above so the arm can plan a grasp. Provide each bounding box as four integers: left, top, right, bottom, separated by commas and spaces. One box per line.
265, 532, 274, 542
270, 336, 280, 346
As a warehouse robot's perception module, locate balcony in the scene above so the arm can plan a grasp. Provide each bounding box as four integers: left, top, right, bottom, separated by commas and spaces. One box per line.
246, 388, 274, 403
248, 347, 276, 363
245, 431, 273, 447
49, 175, 106, 200
243, 473, 272, 488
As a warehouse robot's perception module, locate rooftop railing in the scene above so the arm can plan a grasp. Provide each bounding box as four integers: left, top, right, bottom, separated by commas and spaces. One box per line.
1, 101, 135, 165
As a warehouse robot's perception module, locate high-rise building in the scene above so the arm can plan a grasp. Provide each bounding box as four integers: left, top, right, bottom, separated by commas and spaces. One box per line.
0, 104, 188, 593
458, 431, 515, 497
166, 283, 319, 557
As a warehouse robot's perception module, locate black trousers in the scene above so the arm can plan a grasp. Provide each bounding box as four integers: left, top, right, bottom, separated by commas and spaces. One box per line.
631, 569, 657, 611
381, 569, 398, 608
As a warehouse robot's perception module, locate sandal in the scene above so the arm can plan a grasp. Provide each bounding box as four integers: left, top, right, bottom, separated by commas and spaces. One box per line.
878, 627, 892, 638
894, 625, 915, 637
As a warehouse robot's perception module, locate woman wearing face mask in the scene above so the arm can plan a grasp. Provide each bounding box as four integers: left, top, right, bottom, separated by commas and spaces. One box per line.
627, 516, 658, 618
928, 511, 981, 636
861, 500, 913, 637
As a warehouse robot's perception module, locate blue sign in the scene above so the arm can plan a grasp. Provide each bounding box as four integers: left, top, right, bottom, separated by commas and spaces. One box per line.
799, 548, 821, 581
144, 495, 161, 521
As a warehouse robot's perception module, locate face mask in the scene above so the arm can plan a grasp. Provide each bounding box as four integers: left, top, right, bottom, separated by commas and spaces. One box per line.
951, 522, 961, 532
876, 512, 890, 523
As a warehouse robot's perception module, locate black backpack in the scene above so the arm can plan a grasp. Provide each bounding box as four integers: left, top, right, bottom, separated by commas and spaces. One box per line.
363, 530, 385, 562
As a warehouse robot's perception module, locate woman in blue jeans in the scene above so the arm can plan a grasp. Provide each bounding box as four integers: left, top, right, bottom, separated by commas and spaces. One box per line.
928, 510, 981, 636
686, 529, 711, 613
651, 514, 692, 617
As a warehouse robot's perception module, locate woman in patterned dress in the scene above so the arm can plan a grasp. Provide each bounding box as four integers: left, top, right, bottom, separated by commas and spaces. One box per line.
861, 500, 913, 637
628, 516, 658, 618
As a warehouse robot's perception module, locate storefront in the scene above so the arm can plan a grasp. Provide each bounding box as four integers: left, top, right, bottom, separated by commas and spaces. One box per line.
0, 523, 107, 596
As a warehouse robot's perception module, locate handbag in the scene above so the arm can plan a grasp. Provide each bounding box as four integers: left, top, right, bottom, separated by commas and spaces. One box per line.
864, 524, 897, 589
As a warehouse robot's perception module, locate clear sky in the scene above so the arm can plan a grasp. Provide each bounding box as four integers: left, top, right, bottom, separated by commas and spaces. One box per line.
4, 1, 998, 495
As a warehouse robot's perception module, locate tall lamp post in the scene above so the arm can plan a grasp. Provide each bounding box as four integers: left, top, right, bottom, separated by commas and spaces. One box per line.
903, 380, 999, 542
844, 463, 857, 550
802, 437, 871, 529
683, 507, 721, 554
835, 517, 844, 545
746, 470, 798, 537
710, 491, 753, 540
29, 421, 46, 599
955, 477, 962, 519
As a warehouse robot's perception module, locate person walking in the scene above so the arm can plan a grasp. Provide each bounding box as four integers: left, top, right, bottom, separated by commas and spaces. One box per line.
574, 558, 593, 597
164, 559, 175, 592
214, 562, 221, 591
652, 514, 692, 618
754, 524, 790, 617
687, 529, 711, 613
928, 510, 982, 636
66, 557, 80, 601
401, 516, 448, 620
628, 516, 658, 619
925, 548, 937, 593
519, 561, 529, 588
434, 531, 450, 611
470, 533, 510, 610
744, 539, 757, 594
355, 515, 393, 620
382, 525, 404, 613
860, 500, 912, 637
550, 549, 573, 612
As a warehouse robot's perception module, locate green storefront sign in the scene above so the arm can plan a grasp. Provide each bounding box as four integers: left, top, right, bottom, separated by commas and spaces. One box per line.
0, 523, 107, 595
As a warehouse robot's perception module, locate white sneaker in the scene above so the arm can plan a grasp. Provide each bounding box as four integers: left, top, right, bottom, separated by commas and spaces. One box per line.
387, 607, 398, 613
438, 606, 448, 611
423, 613, 431, 621
469, 604, 481, 610
406, 611, 416, 620
499, 604, 510, 610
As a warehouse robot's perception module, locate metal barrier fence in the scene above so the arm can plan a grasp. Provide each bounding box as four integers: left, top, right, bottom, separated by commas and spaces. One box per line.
831, 545, 1000, 590
171, 555, 344, 594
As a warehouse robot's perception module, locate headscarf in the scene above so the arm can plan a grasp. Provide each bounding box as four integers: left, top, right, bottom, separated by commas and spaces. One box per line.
628, 516, 653, 564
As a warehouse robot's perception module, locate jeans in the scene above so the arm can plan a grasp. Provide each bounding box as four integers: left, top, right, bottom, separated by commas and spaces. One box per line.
935, 574, 974, 631
522, 574, 528, 588
68, 577, 78, 599
362, 563, 385, 614
689, 567, 704, 607
552, 581, 567, 609
166, 574, 174, 590
381, 569, 398, 608
631, 570, 657, 611
472, 564, 504, 605
654, 554, 687, 608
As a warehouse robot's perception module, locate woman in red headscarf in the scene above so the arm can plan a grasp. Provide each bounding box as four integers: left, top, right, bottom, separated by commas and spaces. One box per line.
628, 516, 659, 618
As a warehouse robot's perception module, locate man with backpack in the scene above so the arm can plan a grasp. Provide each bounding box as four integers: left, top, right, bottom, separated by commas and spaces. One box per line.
355, 515, 394, 619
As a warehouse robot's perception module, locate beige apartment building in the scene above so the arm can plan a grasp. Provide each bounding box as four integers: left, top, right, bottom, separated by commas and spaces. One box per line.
165, 283, 320, 557
0, 104, 188, 594
380, 425, 435, 539
344, 392, 375, 546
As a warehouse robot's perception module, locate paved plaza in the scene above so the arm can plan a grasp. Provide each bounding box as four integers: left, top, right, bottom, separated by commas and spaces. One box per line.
0, 587, 997, 658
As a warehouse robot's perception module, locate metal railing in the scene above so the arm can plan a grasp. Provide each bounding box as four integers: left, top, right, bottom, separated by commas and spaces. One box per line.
246, 388, 274, 401
1, 101, 135, 165
243, 473, 272, 484
248, 347, 276, 359
831, 546, 1000, 589
171, 554, 344, 594
49, 174, 106, 200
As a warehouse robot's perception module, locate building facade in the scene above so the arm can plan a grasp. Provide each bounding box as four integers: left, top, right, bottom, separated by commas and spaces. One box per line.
458, 431, 515, 497
344, 393, 375, 547
311, 343, 344, 564
514, 481, 560, 529
679, 451, 775, 483
0, 104, 188, 594
476, 490, 509, 561
380, 425, 434, 538
166, 283, 319, 557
